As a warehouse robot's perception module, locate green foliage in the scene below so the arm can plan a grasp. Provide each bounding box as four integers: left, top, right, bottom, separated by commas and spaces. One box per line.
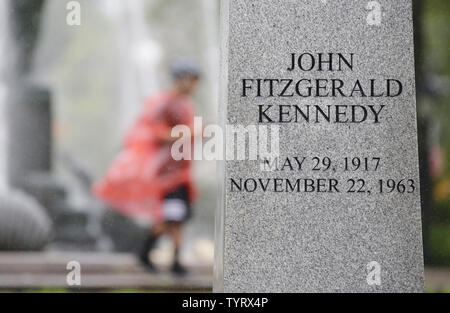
423, 0, 450, 76
429, 224, 450, 265
422, 0, 450, 267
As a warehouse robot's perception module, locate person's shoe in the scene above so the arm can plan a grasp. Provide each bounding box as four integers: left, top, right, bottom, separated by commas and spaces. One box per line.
141, 259, 158, 273
171, 261, 188, 276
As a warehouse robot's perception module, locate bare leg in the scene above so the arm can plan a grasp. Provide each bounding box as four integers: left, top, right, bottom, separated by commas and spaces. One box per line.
169, 222, 183, 251
168, 222, 187, 275
151, 221, 169, 236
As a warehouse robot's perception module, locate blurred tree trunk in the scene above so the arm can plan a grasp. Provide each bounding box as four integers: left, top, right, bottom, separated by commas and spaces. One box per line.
8, 0, 52, 189
10, 0, 46, 74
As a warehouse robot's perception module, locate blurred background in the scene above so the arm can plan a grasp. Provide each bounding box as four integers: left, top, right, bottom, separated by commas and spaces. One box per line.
0, 0, 447, 292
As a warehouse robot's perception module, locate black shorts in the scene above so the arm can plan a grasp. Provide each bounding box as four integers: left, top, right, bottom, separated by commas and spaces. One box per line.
162, 185, 191, 222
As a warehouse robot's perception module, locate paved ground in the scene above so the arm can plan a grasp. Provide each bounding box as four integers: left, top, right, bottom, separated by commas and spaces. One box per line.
0, 252, 448, 292
424, 267, 450, 292
0, 252, 212, 292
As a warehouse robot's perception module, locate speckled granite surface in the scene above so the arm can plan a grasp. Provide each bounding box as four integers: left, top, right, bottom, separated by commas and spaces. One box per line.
216, 0, 424, 292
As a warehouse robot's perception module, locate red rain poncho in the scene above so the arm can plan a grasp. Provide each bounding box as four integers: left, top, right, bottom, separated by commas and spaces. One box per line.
92, 91, 197, 222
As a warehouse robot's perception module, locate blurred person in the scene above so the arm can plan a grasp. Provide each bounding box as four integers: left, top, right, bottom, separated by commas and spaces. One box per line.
93, 60, 201, 275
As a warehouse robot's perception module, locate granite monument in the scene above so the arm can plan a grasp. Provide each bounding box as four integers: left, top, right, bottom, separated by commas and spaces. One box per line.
214, 0, 424, 292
